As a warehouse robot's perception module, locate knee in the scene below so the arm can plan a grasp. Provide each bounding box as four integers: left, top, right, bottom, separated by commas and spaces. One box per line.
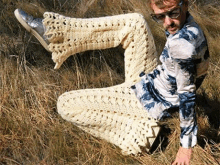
131, 13, 147, 24
126, 13, 149, 33
57, 92, 69, 117
57, 91, 83, 120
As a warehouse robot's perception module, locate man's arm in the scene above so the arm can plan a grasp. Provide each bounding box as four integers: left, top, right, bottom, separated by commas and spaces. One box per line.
172, 57, 198, 164
168, 31, 199, 162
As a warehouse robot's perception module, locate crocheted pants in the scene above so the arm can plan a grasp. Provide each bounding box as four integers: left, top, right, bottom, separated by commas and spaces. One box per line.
43, 12, 160, 155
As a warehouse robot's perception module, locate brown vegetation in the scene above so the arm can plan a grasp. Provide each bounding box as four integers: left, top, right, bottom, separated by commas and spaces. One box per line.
0, 0, 219, 164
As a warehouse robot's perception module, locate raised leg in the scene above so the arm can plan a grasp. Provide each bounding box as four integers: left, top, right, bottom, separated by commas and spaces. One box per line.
43, 12, 158, 83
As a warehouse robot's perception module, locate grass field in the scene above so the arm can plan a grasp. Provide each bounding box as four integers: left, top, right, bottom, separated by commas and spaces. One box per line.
0, 0, 219, 164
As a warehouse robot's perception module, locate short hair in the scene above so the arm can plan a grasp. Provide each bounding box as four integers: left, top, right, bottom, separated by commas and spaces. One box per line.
148, 0, 188, 10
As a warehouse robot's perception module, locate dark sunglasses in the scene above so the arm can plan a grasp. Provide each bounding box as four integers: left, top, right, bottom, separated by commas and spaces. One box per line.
151, 0, 183, 23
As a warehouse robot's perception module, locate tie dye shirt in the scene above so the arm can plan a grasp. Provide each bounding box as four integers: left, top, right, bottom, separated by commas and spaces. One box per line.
131, 13, 209, 148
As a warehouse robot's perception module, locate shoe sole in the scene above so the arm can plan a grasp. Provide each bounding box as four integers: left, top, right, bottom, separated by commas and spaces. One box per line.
14, 9, 50, 52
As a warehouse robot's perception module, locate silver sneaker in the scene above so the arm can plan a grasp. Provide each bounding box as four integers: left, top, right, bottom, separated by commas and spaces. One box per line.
14, 9, 50, 52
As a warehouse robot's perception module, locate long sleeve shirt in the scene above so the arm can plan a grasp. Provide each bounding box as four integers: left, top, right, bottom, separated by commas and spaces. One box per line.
131, 12, 209, 148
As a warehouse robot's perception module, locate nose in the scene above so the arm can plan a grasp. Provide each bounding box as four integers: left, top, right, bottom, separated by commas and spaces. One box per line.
164, 15, 173, 26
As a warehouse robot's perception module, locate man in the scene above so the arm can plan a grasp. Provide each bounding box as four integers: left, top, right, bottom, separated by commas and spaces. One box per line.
14, 0, 209, 164
146, 0, 209, 164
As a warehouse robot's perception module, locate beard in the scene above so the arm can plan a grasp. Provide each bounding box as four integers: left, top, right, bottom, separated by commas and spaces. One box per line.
165, 22, 180, 34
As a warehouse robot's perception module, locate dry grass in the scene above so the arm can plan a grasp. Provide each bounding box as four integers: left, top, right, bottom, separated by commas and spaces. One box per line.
0, 0, 219, 164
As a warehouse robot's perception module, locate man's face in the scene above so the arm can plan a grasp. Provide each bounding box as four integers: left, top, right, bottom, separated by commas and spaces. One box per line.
151, 0, 188, 34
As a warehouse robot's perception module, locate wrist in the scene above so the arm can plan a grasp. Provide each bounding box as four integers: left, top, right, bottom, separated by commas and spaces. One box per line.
179, 146, 192, 155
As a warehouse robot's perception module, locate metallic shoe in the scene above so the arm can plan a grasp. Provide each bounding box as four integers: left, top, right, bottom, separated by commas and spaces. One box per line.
14, 9, 50, 52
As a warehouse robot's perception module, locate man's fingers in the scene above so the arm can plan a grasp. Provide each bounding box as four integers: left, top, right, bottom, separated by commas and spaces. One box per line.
171, 160, 177, 165
172, 160, 189, 165
172, 161, 190, 165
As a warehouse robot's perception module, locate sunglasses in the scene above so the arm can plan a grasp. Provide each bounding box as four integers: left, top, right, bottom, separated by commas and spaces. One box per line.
151, 0, 183, 23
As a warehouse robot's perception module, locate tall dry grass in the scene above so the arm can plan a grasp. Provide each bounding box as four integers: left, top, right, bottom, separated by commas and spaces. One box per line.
0, 0, 219, 164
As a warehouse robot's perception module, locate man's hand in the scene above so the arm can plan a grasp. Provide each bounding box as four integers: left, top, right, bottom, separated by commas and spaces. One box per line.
172, 146, 192, 165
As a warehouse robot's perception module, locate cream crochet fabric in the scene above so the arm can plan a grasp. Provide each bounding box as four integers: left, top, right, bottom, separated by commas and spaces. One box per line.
57, 83, 160, 155
43, 13, 158, 83
43, 12, 160, 155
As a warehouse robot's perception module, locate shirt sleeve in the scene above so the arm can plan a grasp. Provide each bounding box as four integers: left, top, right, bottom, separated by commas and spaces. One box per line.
170, 37, 198, 148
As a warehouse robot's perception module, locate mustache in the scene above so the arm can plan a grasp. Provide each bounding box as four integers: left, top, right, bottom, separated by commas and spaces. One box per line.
165, 22, 176, 29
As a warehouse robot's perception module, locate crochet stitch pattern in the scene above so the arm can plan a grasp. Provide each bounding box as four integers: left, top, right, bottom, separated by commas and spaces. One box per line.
43, 13, 158, 83
58, 83, 160, 155
43, 12, 160, 155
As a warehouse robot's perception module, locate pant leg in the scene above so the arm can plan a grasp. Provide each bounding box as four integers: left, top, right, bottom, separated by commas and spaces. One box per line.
57, 83, 160, 155
43, 12, 158, 83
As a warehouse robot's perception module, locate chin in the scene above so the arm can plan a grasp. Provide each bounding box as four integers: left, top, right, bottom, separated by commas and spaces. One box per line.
168, 28, 180, 34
